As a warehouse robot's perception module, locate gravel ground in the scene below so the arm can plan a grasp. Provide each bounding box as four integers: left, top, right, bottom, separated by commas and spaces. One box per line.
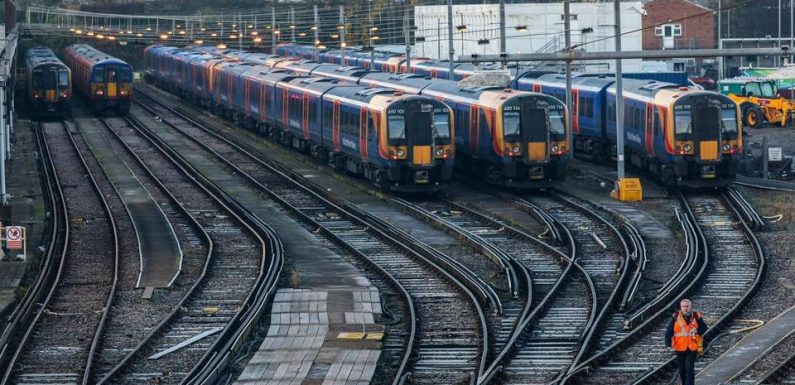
69, 111, 208, 381
711, 185, 795, 384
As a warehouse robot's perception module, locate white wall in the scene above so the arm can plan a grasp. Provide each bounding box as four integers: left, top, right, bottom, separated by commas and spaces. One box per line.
414, 1, 645, 72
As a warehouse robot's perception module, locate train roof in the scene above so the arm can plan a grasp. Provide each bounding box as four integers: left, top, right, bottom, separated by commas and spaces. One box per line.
274, 59, 322, 73
283, 76, 355, 95
67, 44, 130, 67
310, 65, 371, 81
25, 47, 67, 69
359, 73, 433, 93
606, 78, 681, 100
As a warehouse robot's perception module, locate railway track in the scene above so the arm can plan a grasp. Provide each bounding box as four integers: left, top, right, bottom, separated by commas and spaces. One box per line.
1, 121, 119, 385
94, 115, 279, 385
0, 124, 63, 379
757, 352, 795, 384
130, 92, 490, 384
55, 111, 207, 383
562, 192, 766, 385
484, 192, 629, 384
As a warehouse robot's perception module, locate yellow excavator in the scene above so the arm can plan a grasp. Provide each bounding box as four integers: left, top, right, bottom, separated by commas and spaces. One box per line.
718, 78, 795, 128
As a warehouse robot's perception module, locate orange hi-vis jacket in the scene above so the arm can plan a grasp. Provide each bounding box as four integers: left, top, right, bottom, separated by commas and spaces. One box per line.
671, 311, 703, 352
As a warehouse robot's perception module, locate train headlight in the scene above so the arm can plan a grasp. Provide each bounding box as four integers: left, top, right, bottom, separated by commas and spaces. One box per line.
512, 145, 521, 154
435, 148, 444, 156
397, 148, 405, 157
551, 144, 559, 153
96, 90, 104, 96
683, 144, 692, 152
722, 143, 730, 151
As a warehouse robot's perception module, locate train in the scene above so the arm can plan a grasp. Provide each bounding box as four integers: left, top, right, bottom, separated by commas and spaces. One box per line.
144, 45, 455, 193
64, 44, 133, 114
24, 47, 71, 118
516, 73, 742, 187
243, 46, 743, 188
210, 47, 570, 187
275, 43, 500, 81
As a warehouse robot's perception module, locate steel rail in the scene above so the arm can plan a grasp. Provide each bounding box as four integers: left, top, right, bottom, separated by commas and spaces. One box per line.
0, 123, 63, 373
94, 117, 215, 384
132, 93, 490, 383
630, 192, 767, 384
1, 121, 120, 385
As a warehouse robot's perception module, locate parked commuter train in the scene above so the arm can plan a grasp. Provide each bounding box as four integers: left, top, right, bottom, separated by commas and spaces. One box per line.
516, 73, 742, 187
275, 43, 494, 80
218, 48, 570, 187
144, 45, 454, 192
266, 44, 742, 187
24, 47, 71, 117
64, 44, 133, 114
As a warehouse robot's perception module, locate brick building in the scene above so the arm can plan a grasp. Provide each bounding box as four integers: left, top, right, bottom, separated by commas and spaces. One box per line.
642, 0, 715, 73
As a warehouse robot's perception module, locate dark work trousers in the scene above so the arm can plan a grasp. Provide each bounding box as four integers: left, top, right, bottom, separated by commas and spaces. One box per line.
676, 350, 698, 385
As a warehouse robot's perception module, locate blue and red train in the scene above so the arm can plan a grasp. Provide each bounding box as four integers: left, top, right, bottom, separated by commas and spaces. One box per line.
64, 44, 133, 114
516, 73, 742, 187
144, 45, 454, 192
265, 43, 742, 187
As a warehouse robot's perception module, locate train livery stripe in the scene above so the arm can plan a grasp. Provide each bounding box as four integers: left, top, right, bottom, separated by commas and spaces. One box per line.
646, 103, 654, 156
303, 93, 310, 139
359, 108, 368, 160
333, 100, 341, 151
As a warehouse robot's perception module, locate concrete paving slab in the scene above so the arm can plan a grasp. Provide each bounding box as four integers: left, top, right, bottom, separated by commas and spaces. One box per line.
696, 305, 795, 385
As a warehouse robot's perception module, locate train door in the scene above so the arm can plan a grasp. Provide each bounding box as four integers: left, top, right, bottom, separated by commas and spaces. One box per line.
406, 102, 433, 167
522, 101, 549, 162
692, 99, 720, 161
105, 66, 118, 97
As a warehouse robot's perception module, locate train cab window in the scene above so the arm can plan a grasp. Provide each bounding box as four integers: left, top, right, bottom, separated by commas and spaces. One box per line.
32, 72, 42, 89
93, 69, 105, 82
58, 70, 69, 87
119, 69, 132, 82
503, 110, 521, 137
721, 108, 739, 138
432, 108, 451, 139
388, 114, 406, 140
674, 109, 692, 138
107, 69, 118, 82
549, 107, 566, 141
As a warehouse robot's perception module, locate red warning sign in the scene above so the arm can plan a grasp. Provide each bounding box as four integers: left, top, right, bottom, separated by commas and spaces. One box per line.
6, 226, 22, 249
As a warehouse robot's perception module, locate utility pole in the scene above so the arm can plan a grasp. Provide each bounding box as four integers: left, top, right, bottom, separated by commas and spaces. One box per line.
404, 7, 411, 71
340, 5, 346, 64
718, 0, 723, 79
779, 0, 783, 67
437, 18, 442, 60
499, 0, 506, 69
614, 0, 625, 181
271, 7, 276, 54
290, 7, 296, 44
564, 1, 573, 168
791, 0, 793, 63
314, 5, 320, 60
447, 0, 455, 80
369, 1, 376, 69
